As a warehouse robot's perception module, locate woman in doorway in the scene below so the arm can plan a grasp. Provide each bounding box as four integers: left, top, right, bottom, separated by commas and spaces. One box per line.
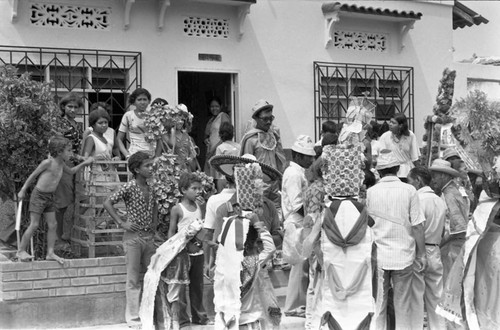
203, 96, 230, 177
54, 93, 84, 242
378, 113, 420, 182
116, 88, 154, 158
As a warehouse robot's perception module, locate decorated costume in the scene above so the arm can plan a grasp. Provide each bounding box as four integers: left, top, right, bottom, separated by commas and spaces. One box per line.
303, 140, 374, 330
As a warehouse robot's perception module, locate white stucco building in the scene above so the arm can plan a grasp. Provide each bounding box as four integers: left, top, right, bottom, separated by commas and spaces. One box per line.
0, 0, 488, 165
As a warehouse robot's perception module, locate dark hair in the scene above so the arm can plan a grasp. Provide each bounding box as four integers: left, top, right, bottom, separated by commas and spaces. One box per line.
59, 93, 83, 117
152, 98, 168, 106
378, 165, 400, 177
369, 120, 381, 140
306, 157, 323, 183
225, 175, 235, 185
88, 109, 111, 127
393, 113, 409, 137
49, 136, 70, 157
243, 224, 260, 257
363, 169, 376, 189
128, 151, 151, 177
322, 132, 338, 146
408, 166, 432, 186
178, 172, 202, 192
322, 121, 337, 134
219, 122, 234, 141
90, 102, 111, 113
208, 96, 222, 108
129, 88, 151, 105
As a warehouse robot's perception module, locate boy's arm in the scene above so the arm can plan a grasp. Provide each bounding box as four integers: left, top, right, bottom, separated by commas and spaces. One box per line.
103, 196, 140, 232
168, 206, 181, 239
18, 160, 51, 199
64, 157, 94, 174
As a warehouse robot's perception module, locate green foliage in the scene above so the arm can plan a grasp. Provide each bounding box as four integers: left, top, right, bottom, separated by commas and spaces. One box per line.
143, 104, 187, 143
0, 65, 63, 200
151, 154, 183, 216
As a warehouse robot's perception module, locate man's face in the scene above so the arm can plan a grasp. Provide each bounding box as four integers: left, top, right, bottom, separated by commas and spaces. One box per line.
254, 109, 274, 132
407, 175, 420, 190
297, 153, 314, 169
431, 172, 450, 190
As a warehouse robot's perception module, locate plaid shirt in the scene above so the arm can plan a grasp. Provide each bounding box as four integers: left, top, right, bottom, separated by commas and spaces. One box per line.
109, 180, 156, 232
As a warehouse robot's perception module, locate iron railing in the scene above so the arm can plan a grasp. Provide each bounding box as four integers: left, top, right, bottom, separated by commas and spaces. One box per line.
0, 45, 142, 130
313, 61, 414, 139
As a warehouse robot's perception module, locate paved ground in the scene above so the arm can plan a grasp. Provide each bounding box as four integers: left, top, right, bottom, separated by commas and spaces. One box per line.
67, 315, 305, 330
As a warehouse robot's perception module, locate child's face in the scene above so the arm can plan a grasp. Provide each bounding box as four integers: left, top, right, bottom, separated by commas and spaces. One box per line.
62, 145, 72, 161
183, 182, 202, 202
135, 159, 154, 178
134, 94, 150, 112
93, 117, 109, 134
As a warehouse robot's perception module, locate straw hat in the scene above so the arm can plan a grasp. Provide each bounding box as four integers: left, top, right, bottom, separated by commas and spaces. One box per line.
429, 159, 460, 177
209, 153, 282, 182
291, 135, 316, 157
375, 149, 400, 170
251, 99, 273, 119
442, 148, 460, 161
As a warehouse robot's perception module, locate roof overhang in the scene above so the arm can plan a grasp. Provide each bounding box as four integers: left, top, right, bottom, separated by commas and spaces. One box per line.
321, 2, 422, 51
453, 0, 488, 29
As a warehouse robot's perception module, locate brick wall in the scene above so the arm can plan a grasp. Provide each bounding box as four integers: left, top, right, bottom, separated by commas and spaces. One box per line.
0, 257, 126, 302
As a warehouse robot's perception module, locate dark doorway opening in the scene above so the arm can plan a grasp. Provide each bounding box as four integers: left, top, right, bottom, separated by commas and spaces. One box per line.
178, 71, 233, 170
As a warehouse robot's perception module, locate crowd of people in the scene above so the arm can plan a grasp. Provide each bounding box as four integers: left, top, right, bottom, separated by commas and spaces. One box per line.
13, 89, 500, 330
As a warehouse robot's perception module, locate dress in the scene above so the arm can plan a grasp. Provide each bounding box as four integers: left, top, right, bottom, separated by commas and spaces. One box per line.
119, 110, 154, 155
204, 112, 230, 176
378, 130, 420, 178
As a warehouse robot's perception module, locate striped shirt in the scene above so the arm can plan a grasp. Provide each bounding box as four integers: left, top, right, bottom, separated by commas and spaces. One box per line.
367, 176, 424, 270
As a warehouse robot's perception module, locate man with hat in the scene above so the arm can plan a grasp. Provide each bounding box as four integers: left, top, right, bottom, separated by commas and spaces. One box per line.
239, 99, 286, 174
206, 154, 283, 250
366, 149, 425, 329
429, 158, 469, 281
281, 134, 316, 317
442, 147, 474, 211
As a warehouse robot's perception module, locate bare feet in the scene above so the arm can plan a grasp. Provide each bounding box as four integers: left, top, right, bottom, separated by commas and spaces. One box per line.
16, 251, 34, 261
46, 252, 65, 265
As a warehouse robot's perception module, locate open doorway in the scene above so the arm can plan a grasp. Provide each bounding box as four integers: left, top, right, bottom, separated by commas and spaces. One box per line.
178, 71, 235, 170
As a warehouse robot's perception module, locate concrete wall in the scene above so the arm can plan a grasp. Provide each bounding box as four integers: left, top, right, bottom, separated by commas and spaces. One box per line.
0, 0, 455, 147
0, 257, 126, 328
452, 62, 500, 102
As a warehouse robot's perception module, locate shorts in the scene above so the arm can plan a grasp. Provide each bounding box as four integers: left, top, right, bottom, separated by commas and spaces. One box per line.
29, 187, 56, 214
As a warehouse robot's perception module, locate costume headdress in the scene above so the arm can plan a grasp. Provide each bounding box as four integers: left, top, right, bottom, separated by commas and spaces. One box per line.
209, 153, 282, 182
338, 96, 375, 144
322, 143, 365, 197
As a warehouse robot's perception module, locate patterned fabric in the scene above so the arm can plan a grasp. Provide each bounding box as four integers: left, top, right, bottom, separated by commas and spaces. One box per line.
162, 249, 191, 284
61, 117, 83, 154
304, 180, 325, 215
234, 164, 263, 211
240, 128, 287, 174
322, 144, 365, 197
108, 180, 156, 232
240, 255, 259, 298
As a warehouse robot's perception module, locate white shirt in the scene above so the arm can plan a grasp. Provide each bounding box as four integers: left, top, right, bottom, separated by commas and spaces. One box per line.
282, 161, 308, 225
379, 130, 420, 178
204, 188, 236, 230
367, 176, 424, 270
417, 186, 447, 245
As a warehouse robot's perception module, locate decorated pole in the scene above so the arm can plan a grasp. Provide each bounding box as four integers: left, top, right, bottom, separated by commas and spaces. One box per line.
422, 68, 456, 166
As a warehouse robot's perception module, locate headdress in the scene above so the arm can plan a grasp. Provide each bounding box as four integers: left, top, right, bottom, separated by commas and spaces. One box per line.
209, 154, 282, 182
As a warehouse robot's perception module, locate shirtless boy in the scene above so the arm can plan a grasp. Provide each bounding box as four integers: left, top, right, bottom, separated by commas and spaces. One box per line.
17, 136, 93, 263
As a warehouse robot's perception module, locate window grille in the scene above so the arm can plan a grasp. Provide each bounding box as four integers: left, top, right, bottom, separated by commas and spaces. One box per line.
183, 16, 229, 39
314, 62, 414, 139
0, 46, 142, 130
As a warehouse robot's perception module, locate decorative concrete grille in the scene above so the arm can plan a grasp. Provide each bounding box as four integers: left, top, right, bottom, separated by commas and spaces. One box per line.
30, 3, 110, 30
183, 16, 229, 38
333, 30, 387, 52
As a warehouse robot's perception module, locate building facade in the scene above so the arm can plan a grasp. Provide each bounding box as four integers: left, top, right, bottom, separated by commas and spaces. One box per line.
0, 0, 483, 156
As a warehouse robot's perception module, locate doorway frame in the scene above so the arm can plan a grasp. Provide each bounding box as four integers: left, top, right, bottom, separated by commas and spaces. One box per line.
175, 67, 241, 139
